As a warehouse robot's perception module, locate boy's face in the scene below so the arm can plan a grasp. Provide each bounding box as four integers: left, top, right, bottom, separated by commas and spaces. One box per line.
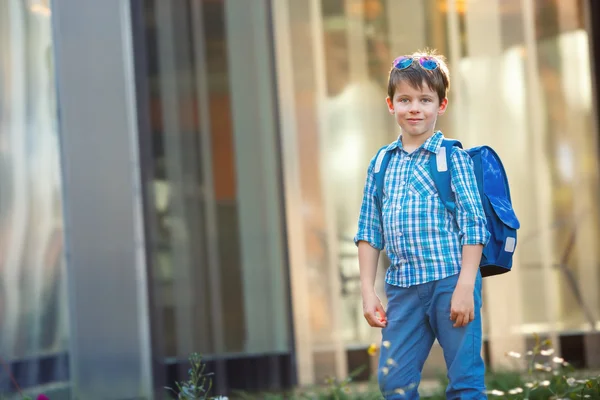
386, 79, 448, 140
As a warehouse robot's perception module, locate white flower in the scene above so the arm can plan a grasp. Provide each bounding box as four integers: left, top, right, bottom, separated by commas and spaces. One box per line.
533, 362, 552, 371
487, 390, 505, 396
509, 387, 524, 394
525, 382, 535, 388
534, 363, 545, 370
540, 348, 555, 356
506, 351, 522, 358
213, 397, 229, 400
540, 380, 550, 387
566, 377, 577, 387
552, 357, 564, 363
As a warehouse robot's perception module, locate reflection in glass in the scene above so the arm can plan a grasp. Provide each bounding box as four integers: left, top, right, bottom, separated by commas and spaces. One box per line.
139, 0, 290, 361
0, 0, 69, 391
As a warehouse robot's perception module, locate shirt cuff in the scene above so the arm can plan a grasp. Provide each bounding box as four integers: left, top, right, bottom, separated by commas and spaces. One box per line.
461, 227, 490, 246
354, 229, 384, 250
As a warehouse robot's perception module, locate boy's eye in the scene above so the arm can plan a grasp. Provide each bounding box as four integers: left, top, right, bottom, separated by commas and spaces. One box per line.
399, 98, 409, 103
421, 98, 432, 103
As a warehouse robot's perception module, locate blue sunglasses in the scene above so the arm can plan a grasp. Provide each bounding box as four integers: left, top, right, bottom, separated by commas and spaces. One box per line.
392, 55, 439, 71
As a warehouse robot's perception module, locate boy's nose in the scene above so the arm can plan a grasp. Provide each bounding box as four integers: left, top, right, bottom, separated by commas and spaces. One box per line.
409, 101, 421, 111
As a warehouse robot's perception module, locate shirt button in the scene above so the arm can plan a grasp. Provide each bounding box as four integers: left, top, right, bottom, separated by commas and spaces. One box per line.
400, 180, 406, 186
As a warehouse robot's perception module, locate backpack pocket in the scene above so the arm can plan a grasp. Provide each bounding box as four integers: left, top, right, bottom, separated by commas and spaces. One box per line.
486, 194, 520, 230
479, 146, 520, 230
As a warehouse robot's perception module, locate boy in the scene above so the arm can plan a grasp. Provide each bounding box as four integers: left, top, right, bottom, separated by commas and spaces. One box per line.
354, 50, 490, 399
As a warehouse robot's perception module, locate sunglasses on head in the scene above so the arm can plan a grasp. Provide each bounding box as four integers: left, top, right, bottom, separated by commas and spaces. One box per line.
392, 55, 440, 71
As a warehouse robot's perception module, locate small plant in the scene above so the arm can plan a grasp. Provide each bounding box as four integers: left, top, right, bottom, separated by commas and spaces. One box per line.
166, 352, 227, 400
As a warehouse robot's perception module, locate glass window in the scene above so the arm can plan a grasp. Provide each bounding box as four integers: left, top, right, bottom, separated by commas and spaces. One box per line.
0, 0, 69, 392
138, 0, 290, 362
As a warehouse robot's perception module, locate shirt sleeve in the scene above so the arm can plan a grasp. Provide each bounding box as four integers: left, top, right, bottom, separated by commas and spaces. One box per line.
450, 149, 490, 246
354, 155, 385, 250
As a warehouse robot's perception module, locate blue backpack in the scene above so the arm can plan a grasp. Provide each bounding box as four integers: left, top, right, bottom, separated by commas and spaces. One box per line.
373, 138, 520, 277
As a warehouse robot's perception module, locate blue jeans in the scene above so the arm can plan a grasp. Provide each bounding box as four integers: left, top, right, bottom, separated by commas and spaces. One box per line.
378, 272, 487, 399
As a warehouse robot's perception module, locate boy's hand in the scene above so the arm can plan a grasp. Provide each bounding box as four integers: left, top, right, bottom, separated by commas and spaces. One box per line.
450, 283, 475, 328
362, 292, 387, 328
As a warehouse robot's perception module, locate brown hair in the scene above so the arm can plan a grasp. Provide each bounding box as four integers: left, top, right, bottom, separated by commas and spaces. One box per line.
387, 49, 450, 103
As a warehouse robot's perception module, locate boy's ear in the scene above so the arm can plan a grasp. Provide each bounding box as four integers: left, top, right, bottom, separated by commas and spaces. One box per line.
438, 98, 448, 115
386, 97, 394, 114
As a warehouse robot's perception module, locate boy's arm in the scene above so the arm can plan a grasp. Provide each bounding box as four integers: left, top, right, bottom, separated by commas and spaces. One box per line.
354, 158, 385, 251
358, 242, 386, 328
354, 158, 386, 328
457, 245, 482, 286
449, 149, 489, 327
451, 244, 482, 326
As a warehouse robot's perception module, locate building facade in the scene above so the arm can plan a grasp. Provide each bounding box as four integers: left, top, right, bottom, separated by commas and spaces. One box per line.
1, 0, 600, 398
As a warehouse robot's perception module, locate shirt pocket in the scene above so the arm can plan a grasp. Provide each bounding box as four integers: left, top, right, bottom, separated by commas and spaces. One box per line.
409, 164, 437, 198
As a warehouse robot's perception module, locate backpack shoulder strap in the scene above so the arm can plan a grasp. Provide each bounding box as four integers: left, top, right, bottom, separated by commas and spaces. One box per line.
429, 139, 463, 213
373, 145, 394, 213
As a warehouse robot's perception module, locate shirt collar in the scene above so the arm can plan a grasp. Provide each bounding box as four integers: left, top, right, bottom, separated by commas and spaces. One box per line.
386, 131, 444, 154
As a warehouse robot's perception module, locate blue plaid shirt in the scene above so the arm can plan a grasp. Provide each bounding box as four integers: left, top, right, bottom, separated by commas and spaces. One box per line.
354, 132, 490, 287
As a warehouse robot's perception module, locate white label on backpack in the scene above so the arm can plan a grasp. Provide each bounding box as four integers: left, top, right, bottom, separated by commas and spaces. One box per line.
504, 237, 516, 253
436, 147, 448, 172
374, 150, 387, 173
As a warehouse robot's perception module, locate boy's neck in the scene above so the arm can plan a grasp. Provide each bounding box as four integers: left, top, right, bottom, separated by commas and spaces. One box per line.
401, 130, 436, 153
